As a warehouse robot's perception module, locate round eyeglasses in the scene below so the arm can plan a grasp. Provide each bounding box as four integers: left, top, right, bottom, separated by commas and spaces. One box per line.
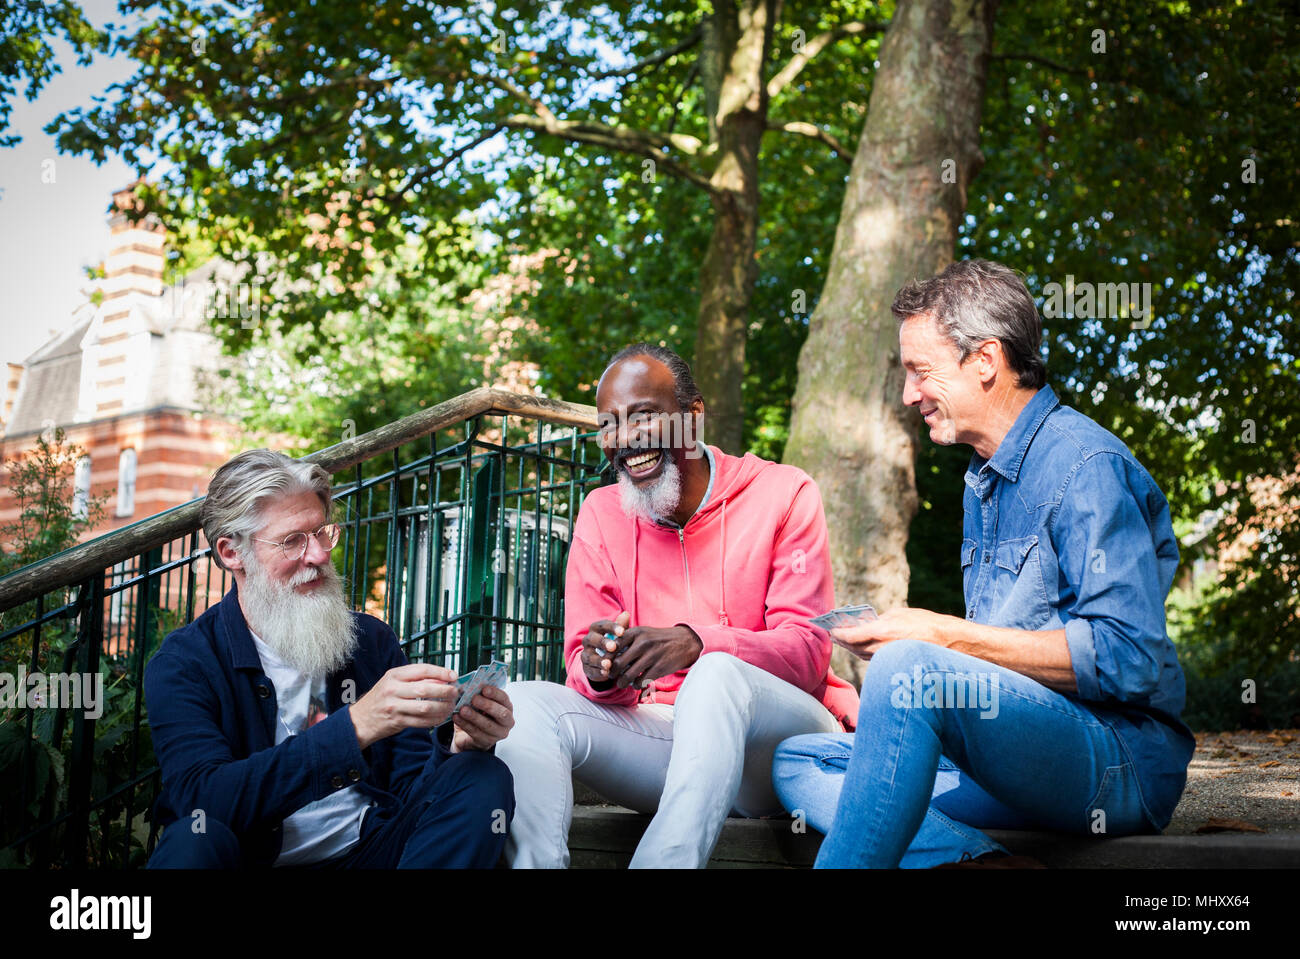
252, 523, 342, 561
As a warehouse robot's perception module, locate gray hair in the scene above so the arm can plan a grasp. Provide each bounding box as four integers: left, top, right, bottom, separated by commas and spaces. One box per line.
891, 259, 1047, 390
201, 449, 334, 569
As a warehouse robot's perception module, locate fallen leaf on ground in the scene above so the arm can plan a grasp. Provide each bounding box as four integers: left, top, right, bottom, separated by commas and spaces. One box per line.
1196, 818, 1266, 834
1259, 760, 1281, 768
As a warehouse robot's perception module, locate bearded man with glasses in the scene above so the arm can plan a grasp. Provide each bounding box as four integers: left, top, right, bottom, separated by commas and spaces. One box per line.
145, 449, 515, 868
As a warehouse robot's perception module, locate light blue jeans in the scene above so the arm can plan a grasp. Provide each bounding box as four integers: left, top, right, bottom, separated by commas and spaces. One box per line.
773, 640, 1153, 868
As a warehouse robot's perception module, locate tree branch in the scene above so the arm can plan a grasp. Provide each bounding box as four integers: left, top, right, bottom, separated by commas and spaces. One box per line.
397, 125, 506, 195
991, 52, 1199, 108
488, 66, 713, 189
589, 27, 703, 80
488, 75, 558, 125
502, 114, 715, 192
489, 72, 706, 155
766, 120, 853, 164
503, 109, 705, 156
767, 21, 887, 99
991, 53, 1091, 77
236, 73, 393, 112
667, 60, 700, 137
263, 92, 368, 153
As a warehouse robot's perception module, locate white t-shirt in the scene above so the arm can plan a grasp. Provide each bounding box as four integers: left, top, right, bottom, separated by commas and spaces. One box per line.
250, 632, 372, 866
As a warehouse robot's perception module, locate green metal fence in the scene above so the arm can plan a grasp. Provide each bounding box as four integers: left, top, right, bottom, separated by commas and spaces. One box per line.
0, 389, 604, 868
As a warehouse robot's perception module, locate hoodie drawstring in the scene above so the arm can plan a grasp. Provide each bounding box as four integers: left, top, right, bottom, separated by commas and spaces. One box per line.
631, 518, 641, 626
718, 499, 729, 626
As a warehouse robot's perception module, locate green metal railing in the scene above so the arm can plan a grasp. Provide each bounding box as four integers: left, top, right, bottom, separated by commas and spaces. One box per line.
0, 388, 605, 868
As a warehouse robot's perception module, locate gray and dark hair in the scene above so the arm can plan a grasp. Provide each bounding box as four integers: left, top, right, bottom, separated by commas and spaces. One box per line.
891, 259, 1047, 390
201, 449, 334, 569
603, 342, 706, 412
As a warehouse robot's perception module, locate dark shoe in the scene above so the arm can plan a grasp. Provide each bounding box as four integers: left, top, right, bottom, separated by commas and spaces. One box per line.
932, 851, 1047, 869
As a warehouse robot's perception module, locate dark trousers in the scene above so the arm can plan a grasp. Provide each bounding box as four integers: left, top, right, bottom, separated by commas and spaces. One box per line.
148, 750, 514, 869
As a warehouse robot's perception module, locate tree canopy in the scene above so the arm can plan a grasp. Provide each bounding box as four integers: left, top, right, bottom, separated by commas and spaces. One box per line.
0, 0, 104, 147
969, 0, 1300, 669
6, 0, 1296, 699
51, 0, 887, 451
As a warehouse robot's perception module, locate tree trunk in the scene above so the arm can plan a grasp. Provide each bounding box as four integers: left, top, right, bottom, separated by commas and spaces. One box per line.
783, 0, 998, 685
692, 0, 778, 454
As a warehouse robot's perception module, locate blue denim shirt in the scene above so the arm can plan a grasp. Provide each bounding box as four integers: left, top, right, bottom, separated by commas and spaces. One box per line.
961, 386, 1194, 828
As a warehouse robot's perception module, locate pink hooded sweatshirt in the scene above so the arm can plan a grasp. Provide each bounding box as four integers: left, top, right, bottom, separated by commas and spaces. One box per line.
564, 445, 860, 731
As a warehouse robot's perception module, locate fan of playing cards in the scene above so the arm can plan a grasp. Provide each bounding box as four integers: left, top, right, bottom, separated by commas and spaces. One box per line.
451, 660, 509, 716
809, 604, 878, 631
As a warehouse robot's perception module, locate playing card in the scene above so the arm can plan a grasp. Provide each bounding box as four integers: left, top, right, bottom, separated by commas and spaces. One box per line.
453, 660, 509, 714
810, 604, 878, 630
836, 604, 878, 624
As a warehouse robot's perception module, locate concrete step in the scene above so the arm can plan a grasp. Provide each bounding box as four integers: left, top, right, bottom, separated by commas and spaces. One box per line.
567, 806, 1300, 869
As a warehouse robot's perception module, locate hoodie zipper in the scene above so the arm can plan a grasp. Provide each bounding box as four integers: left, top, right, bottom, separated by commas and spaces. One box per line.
677, 527, 693, 617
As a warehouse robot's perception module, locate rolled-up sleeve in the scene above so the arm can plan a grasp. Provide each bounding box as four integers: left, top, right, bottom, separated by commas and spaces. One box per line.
1051, 452, 1170, 706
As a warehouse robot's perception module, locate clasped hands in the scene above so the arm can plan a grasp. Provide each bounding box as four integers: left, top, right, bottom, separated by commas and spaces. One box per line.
348, 664, 514, 754
580, 611, 703, 690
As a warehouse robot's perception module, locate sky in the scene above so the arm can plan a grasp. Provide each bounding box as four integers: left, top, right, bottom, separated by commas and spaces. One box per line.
0, 0, 136, 371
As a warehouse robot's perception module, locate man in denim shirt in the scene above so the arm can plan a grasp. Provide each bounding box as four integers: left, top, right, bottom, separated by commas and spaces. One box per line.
773, 259, 1195, 867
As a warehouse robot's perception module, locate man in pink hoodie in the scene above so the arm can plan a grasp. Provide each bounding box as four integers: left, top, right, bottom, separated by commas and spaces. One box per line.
496, 343, 858, 867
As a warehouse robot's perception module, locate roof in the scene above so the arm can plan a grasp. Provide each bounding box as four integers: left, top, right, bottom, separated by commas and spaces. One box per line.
7, 314, 95, 435
5, 265, 225, 437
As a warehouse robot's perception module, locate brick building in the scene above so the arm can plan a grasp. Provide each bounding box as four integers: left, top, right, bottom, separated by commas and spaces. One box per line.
0, 185, 236, 553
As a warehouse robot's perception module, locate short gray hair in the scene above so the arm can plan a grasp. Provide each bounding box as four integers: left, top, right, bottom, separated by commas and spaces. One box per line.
201, 449, 334, 569
891, 259, 1047, 389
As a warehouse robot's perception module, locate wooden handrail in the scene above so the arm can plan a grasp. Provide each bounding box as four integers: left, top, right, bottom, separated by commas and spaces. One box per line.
0, 388, 597, 614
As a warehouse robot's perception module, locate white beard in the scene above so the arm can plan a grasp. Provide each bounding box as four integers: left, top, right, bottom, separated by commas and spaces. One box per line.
238, 551, 358, 679
616, 453, 683, 522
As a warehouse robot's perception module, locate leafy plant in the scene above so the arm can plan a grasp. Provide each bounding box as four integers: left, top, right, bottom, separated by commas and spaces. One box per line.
0, 430, 170, 867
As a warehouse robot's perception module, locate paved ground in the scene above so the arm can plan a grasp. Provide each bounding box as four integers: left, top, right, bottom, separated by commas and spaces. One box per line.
1166, 729, 1300, 835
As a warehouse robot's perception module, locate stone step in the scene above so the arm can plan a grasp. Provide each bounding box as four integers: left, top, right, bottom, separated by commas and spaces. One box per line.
567, 806, 1300, 869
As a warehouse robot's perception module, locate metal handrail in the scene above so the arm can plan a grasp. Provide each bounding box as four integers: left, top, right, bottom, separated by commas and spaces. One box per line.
0, 387, 597, 614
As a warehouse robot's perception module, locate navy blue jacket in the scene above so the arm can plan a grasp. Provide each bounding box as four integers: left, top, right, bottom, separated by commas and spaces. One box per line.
144, 584, 450, 866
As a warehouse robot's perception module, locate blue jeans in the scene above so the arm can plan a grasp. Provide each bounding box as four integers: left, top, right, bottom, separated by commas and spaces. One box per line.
772, 640, 1153, 868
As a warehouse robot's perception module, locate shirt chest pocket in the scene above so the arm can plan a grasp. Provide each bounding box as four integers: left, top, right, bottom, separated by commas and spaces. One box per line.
988, 535, 1053, 630
961, 538, 977, 596
995, 535, 1039, 574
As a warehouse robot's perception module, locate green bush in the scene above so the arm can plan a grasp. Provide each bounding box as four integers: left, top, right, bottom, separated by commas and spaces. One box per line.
1, 429, 164, 867
1170, 576, 1300, 731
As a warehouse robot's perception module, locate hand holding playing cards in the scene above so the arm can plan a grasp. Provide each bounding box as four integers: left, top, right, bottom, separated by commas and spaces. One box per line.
581, 611, 632, 686
451, 684, 515, 753
830, 607, 960, 660
580, 611, 703, 691
607, 623, 703, 690
350, 663, 457, 750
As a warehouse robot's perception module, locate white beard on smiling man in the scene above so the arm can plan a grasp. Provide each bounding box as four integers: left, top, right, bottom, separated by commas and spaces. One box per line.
616, 452, 683, 522
238, 547, 359, 679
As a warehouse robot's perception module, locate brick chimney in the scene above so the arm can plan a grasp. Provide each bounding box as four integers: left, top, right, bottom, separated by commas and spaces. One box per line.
92, 183, 166, 418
